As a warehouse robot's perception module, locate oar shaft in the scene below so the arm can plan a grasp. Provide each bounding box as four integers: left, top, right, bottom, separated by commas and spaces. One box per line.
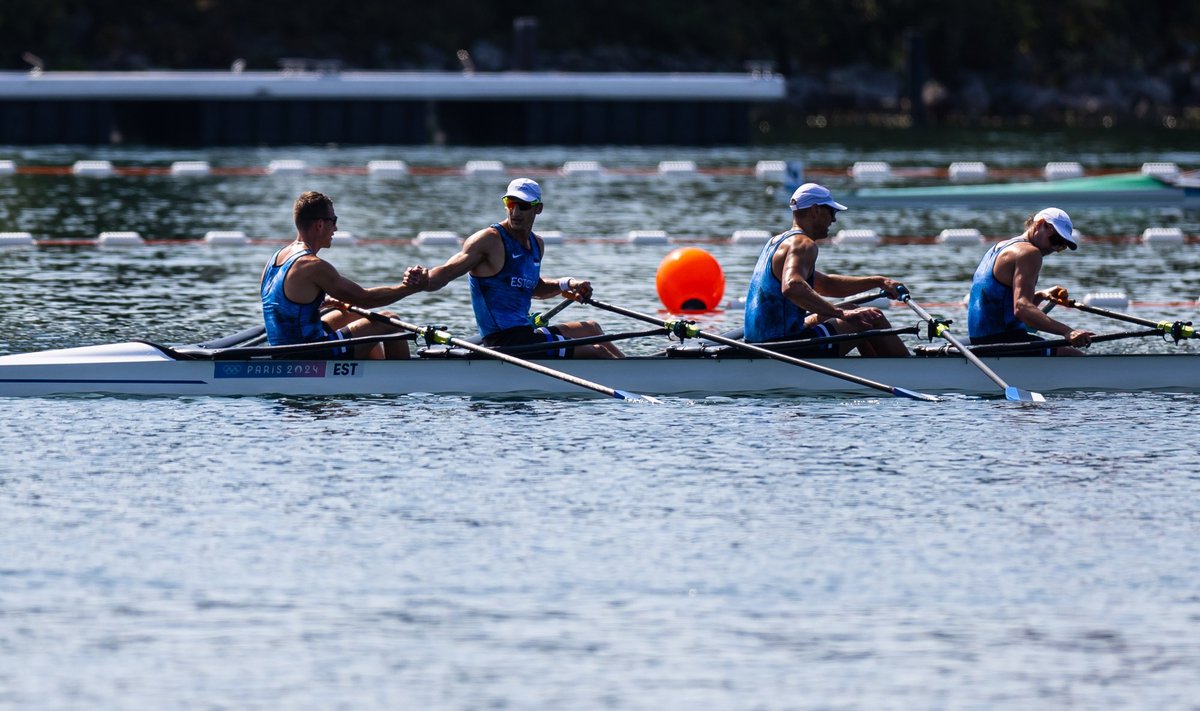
586, 298, 937, 401
497, 328, 667, 355
948, 329, 1160, 356
1056, 299, 1197, 339
346, 306, 654, 402
901, 295, 1028, 396
748, 324, 920, 351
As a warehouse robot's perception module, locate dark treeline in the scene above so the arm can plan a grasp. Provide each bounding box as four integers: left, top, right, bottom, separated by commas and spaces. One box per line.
4, 0, 1199, 126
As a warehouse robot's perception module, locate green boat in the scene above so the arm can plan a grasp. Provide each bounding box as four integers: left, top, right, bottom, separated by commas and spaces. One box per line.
847, 172, 1197, 208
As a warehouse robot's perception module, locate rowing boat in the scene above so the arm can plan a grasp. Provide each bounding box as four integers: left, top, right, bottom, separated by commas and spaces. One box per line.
844, 172, 1200, 208
0, 337, 1196, 398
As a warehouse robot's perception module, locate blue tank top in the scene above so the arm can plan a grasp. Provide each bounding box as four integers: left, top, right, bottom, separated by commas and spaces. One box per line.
744, 230, 813, 342
967, 236, 1029, 339
261, 247, 326, 345
468, 223, 543, 337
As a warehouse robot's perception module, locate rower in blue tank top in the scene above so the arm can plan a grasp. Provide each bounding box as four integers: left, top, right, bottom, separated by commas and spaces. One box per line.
405, 178, 623, 359
259, 190, 425, 360
742, 183, 909, 357
965, 207, 1094, 355
468, 222, 543, 337
261, 246, 334, 348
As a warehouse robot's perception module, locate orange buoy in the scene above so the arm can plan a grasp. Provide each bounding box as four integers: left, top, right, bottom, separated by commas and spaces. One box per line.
655, 247, 725, 312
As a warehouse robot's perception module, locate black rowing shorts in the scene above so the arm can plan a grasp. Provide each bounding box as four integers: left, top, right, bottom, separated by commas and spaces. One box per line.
484, 325, 572, 358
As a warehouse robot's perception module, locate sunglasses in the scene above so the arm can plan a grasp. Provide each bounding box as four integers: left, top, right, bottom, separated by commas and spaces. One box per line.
322, 215, 338, 226
1048, 231, 1071, 250
503, 197, 540, 212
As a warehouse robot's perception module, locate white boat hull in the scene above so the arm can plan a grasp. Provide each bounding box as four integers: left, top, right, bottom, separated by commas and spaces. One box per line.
0, 342, 1196, 398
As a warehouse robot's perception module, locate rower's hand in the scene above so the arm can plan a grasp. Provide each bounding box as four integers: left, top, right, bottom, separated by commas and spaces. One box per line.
879, 279, 906, 300
1036, 285, 1070, 305
322, 297, 349, 312
842, 306, 883, 328
1068, 328, 1094, 347
562, 278, 593, 302
403, 265, 429, 291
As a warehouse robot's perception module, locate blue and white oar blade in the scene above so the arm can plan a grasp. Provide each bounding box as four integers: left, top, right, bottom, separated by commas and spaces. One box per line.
1005, 386, 1046, 403
614, 389, 662, 404
892, 387, 940, 402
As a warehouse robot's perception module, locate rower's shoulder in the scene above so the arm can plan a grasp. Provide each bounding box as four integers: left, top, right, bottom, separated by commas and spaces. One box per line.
464, 224, 503, 245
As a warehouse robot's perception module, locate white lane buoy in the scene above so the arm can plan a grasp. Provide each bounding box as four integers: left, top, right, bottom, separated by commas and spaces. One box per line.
0, 231, 35, 247
850, 161, 891, 183
948, 161, 988, 182
331, 231, 358, 247
936, 228, 984, 245
841, 294, 890, 309
1082, 291, 1130, 309
1140, 227, 1186, 244
831, 229, 880, 246
414, 231, 461, 246
367, 160, 409, 178
97, 231, 144, 246
753, 160, 787, 182
464, 160, 505, 177
267, 159, 307, 175
537, 230, 564, 245
170, 161, 211, 176
626, 230, 670, 245
203, 230, 249, 246
73, 160, 114, 177
0, 160, 16, 175
731, 229, 772, 245
657, 161, 697, 176
1141, 162, 1180, 181
1044, 161, 1084, 180
560, 161, 603, 176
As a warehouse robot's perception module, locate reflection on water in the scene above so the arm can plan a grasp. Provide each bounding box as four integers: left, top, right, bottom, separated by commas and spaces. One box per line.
2, 140, 1200, 709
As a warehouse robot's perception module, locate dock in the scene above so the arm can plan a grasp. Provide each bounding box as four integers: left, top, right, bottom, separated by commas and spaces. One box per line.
0, 70, 785, 145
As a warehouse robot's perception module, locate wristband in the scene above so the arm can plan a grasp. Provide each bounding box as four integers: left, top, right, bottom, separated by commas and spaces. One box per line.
559, 277, 572, 293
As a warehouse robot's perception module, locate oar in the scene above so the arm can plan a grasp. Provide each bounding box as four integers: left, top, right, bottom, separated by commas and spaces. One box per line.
346, 306, 660, 403
497, 328, 669, 355
1050, 296, 1197, 342
897, 287, 1045, 402
919, 328, 1160, 356
531, 298, 574, 328
584, 298, 939, 401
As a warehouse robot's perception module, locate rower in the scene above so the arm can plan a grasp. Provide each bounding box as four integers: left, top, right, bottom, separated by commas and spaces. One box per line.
404, 178, 623, 359
260, 191, 423, 359
743, 182, 909, 356
966, 207, 1094, 355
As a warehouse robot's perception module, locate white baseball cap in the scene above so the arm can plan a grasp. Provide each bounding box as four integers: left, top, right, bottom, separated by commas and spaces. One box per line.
789, 182, 848, 212
503, 178, 542, 203
1034, 207, 1077, 250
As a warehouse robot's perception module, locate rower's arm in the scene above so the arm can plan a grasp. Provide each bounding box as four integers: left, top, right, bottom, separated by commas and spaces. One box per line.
311, 261, 419, 309
781, 245, 846, 319
423, 230, 495, 291
1011, 251, 1075, 336
813, 272, 905, 299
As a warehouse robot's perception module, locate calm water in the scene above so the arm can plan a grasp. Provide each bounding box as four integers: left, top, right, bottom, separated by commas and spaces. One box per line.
2, 136, 1200, 709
